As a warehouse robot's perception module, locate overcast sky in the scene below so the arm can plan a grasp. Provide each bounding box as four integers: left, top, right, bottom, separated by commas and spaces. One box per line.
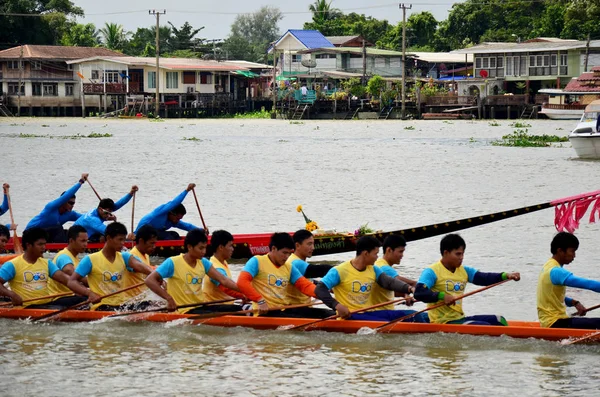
73, 0, 458, 40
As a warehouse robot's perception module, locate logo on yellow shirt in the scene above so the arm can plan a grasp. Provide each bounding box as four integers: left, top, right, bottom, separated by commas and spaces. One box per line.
445, 280, 466, 293
267, 274, 288, 288
23, 271, 48, 282
352, 281, 373, 293
186, 273, 203, 285
102, 271, 122, 282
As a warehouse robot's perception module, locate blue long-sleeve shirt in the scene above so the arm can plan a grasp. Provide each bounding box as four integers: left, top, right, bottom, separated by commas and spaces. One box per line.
135, 190, 197, 233
73, 192, 133, 239
0, 194, 8, 217
26, 182, 83, 230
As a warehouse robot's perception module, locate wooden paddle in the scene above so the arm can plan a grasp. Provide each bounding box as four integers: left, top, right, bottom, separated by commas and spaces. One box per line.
105, 297, 237, 318
562, 330, 600, 345
284, 296, 409, 331
191, 188, 208, 233
5, 188, 23, 254
86, 178, 102, 200
0, 291, 74, 307
130, 191, 136, 233
188, 300, 322, 321
581, 303, 600, 315
376, 279, 513, 333
31, 282, 145, 322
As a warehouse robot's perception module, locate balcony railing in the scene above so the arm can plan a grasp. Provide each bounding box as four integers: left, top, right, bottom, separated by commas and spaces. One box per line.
542, 103, 586, 110
83, 82, 141, 94
425, 95, 477, 106
485, 95, 528, 106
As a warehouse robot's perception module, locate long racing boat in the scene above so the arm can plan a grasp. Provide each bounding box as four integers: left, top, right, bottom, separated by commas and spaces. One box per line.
2, 189, 600, 259
0, 307, 595, 343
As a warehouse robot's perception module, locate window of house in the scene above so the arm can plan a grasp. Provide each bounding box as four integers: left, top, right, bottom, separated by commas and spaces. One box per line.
30, 61, 41, 70
166, 72, 178, 89
551, 54, 557, 66
148, 71, 156, 89
543, 55, 550, 66
67, 64, 73, 71
490, 57, 496, 68
475, 57, 482, 69
65, 83, 74, 96
536, 55, 543, 66
315, 54, 336, 59
104, 71, 119, 83
560, 54, 568, 66
32, 83, 42, 96
7, 61, 20, 69
91, 70, 99, 80
43, 83, 58, 96
482, 58, 489, 68
506, 56, 513, 75
199, 72, 213, 84
7, 83, 24, 95
183, 71, 196, 84
497, 57, 504, 68
291, 54, 302, 63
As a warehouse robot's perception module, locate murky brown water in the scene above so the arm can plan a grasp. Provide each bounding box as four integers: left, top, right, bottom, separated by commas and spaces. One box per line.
1, 118, 600, 396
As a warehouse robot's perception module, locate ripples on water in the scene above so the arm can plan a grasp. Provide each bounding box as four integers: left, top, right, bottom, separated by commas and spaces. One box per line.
1, 119, 600, 396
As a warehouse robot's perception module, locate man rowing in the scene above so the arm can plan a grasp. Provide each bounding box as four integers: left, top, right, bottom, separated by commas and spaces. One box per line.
237, 232, 332, 318
135, 184, 202, 240
0, 183, 8, 218
202, 230, 246, 311
25, 174, 88, 243
286, 229, 332, 305
0, 228, 72, 308
121, 225, 158, 304
537, 232, 600, 329
0, 225, 19, 266
73, 185, 137, 241
46, 225, 89, 307
414, 234, 520, 326
67, 222, 154, 311
315, 236, 424, 322
370, 235, 417, 310
145, 229, 241, 313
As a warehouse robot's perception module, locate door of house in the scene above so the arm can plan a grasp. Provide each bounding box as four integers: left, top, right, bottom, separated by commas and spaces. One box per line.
129, 69, 144, 93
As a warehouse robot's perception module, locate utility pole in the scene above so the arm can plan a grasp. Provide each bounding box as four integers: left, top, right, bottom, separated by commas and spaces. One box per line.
362, 39, 367, 86
400, 3, 412, 119
584, 33, 591, 72
272, 48, 278, 118
149, 9, 166, 117
17, 45, 23, 117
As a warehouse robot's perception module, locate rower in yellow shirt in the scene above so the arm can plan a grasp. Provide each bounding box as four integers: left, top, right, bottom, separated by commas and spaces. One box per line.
121, 225, 158, 303
414, 233, 520, 325
537, 232, 600, 329
67, 222, 154, 311
46, 225, 89, 307
0, 228, 72, 308
145, 229, 241, 313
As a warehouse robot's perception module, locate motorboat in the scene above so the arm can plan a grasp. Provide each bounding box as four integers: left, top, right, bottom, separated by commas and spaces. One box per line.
569, 100, 600, 159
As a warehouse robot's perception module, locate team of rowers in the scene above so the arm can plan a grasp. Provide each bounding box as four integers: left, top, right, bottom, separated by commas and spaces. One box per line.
1, 178, 600, 329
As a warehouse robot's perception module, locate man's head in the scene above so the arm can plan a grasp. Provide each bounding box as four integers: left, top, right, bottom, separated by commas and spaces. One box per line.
293, 229, 314, 259
135, 225, 158, 255
268, 232, 295, 266
97, 199, 116, 221
356, 236, 381, 266
22, 227, 48, 258
0, 225, 10, 251
58, 191, 77, 215
67, 225, 88, 254
104, 222, 128, 251
211, 229, 234, 261
440, 234, 466, 270
184, 228, 208, 259
382, 234, 407, 265
551, 232, 579, 265
167, 204, 187, 224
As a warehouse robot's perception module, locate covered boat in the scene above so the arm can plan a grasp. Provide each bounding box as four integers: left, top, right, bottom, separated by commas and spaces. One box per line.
569, 100, 600, 159
0, 307, 595, 343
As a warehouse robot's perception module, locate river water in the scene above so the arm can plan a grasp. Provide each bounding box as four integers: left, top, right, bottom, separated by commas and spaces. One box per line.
1, 118, 600, 396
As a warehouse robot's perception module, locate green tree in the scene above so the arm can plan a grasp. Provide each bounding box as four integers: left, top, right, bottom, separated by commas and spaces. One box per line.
309, 0, 342, 25
126, 25, 172, 56
0, 0, 83, 47
60, 23, 100, 47
562, 0, 600, 40
168, 21, 204, 51
407, 12, 438, 48
223, 6, 283, 62
366, 75, 385, 98
99, 22, 129, 51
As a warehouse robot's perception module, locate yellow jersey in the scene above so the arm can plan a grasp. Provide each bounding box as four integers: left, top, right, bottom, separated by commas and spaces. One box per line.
0, 255, 59, 306
536, 258, 570, 328
322, 260, 379, 311
422, 261, 468, 324
156, 254, 212, 312
47, 248, 79, 297
285, 254, 312, 305
122, 246, 152, 299
369, 258, 397, 310
202, 255, 235, 303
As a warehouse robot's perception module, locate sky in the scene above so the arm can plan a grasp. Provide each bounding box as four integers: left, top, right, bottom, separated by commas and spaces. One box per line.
73, 0, 459, 40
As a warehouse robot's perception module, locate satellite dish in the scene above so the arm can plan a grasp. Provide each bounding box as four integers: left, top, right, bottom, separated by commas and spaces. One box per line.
479, 69, 489, 78
301, 59, 317, 68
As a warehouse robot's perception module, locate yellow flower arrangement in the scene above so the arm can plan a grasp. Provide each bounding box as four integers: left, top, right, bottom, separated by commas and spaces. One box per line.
296, 204, 320, 231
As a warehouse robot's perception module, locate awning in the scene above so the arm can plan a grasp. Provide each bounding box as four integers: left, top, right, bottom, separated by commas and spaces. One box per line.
235, 70, 260, 78
276, 76, 297, 81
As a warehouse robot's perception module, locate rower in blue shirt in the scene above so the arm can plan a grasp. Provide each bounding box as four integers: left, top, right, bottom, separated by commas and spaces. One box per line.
0, 183, 9, 218
135, 183, 200, 240
25, 174, 89, 243
74, 185, 138, 241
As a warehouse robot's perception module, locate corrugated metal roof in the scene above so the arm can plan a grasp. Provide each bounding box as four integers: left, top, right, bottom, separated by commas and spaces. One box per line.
452, 38, 597, 54
288, 30, 334, 49
0, 45, 124, 60
411, 52, 473, 63
326, 36, 362, 45
67, 56, 249, 71
298, 47, 402, 56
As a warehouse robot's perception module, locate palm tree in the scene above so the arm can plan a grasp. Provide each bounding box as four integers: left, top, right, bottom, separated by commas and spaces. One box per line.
309, 0, 342, 24
99, 22, 129, 51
